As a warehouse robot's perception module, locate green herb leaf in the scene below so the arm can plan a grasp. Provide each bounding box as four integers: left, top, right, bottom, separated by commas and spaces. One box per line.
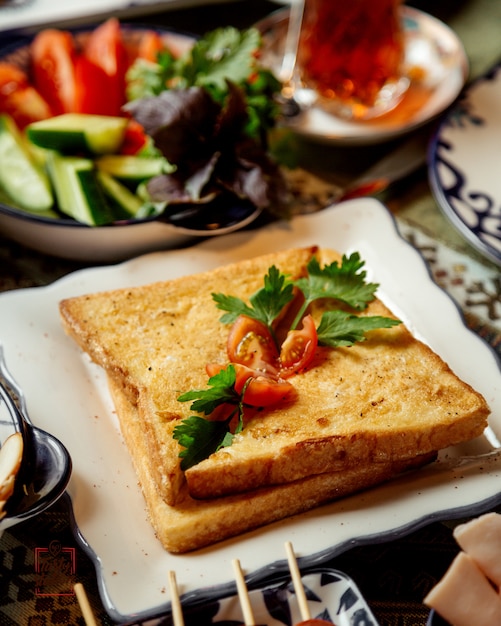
173, 415, 234, 470
212, 265, 294, 327
188, 27, 261, 91
177, 365, 239, 414
175, 364, 247, 469
295, 253, 379, 311
316, 311, 401, 347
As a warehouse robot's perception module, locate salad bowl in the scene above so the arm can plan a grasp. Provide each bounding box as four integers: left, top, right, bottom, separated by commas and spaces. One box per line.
0, 21, 275, 262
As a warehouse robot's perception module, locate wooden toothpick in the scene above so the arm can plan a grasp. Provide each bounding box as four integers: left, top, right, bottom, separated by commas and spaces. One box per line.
285, 541, 311, 621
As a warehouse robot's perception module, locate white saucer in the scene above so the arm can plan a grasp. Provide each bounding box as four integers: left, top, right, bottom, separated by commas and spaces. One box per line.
257, 6, 468, 145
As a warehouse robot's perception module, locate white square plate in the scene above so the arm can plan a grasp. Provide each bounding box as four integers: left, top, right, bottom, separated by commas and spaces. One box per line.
0, 198, 499, 623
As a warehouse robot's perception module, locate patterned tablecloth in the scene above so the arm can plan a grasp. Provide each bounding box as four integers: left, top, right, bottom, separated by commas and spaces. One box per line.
0, 0, 501, 624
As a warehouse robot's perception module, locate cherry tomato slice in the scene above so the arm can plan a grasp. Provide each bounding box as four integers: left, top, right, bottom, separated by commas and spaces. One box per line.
83, 17, 128, 117
31, 29, 79, 115
227, 315, 279, 376
279, 314, 318, 378
0, 62, 52, 128
206, 363, 294, 408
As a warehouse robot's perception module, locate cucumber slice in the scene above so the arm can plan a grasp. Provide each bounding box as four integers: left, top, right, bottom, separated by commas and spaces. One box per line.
95, 154, 172, 186
0, 114, 53, 212
47, 153, 113, 226
27, 114, 128, 155
97, 170, 144, 220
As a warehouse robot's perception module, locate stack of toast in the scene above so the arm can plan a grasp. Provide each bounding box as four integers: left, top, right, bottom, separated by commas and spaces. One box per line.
59, 246, 489, 553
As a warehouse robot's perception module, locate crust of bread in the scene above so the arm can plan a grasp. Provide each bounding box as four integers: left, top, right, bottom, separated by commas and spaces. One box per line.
108, 375, 436, 553
59, 246, 490, 508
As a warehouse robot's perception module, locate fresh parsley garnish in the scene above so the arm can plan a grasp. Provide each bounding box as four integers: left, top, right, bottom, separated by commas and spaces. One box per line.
316, 311, 401, 347
174, 365, 246, 470
293, 253, 378, 318
213, 265, 294, 327
175, 252, 402, 468
212, 252, 389, 334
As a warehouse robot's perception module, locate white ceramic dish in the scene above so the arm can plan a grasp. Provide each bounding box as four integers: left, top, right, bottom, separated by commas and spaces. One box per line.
0, 199, 500, 623
0, 27, 261, 263
258, 7, 468, 145
429, 61, 501, 267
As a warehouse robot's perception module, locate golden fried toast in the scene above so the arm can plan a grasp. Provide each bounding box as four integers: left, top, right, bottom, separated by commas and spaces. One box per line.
59, 246, 489, 511
108, 375, 436, 553
59, 247, 317, 505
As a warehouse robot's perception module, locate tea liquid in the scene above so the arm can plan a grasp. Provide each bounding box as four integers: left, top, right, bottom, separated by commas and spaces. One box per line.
297, 0, 406, 117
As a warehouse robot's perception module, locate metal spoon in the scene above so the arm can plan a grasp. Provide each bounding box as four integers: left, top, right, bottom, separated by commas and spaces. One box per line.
0, 347, 72, 529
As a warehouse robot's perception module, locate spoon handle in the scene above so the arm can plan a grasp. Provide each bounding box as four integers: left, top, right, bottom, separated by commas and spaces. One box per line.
0, 375, 29, 441
0, 347, 30, 423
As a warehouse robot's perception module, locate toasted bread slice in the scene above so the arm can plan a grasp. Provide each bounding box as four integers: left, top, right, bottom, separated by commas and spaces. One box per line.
59, 246, 489, 506
108, 375, 436, 553
59, 246, 317, 505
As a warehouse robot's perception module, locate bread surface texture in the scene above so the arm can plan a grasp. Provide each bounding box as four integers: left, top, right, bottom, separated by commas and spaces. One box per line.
59, 246, 317, 505
108, 375, 436, 553
59, 246, 489, 521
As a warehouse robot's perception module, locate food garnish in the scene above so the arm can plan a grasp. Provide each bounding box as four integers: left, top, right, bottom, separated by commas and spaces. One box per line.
173, 253, 401, 469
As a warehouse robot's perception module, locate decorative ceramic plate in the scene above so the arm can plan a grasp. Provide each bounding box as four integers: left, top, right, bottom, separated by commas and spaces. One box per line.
257, 7, 468, 145
0, 199, 500, 623
172, 567, 379, 625
428, 61, 501, 266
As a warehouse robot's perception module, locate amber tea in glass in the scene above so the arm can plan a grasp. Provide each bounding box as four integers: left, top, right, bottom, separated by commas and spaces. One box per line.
296, 0, 409, 120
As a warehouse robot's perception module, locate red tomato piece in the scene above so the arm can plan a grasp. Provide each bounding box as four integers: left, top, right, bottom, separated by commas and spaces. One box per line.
206, 362, 294, 408
0, 62, 28, 95
135, 31, 165, 62
83, 18, 128, 117
31, 29, 79, 115
0, 62, 52, 128
74, 55, 117, 115
227, 315, 279, 376
279, 314, 318, 378
120, 119, 148, 155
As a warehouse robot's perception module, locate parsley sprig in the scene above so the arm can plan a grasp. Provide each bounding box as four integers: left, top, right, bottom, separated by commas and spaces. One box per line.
174, 252, 401, 469
174, 365, 246, 470
212, 265, 294, 343
213, 252, 400, 346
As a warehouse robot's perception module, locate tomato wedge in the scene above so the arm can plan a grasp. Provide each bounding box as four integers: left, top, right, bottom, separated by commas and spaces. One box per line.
206, 363, 294, 408
0, 62, 28, 95
83, 18, 128, 117
120, 119, 148, 155
31, 29, 79, 115
72, 55, 115, 115
227, 315, 279, 376
135, 30, 165, 62
0, 62, 52, 128
279, 314, 318, 378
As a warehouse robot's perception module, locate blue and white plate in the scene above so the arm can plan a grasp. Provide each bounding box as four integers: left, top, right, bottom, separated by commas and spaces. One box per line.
429, 62, 501, 266
179, 567, 378, 625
